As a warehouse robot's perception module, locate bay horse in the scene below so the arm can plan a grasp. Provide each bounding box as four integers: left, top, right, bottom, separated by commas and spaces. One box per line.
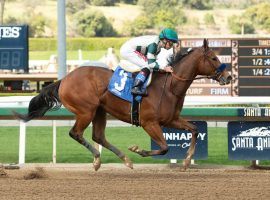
14, 39, 231, 171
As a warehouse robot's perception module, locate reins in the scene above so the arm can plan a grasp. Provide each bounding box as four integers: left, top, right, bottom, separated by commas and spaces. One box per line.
169, 47, 223, 97
170, 72, 215, 82
157, 73, 169, 111
170, 47, 221, 82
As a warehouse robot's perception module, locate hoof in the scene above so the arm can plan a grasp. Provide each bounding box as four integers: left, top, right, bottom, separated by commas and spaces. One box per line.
179, 167, 186, 172
128, 145, 139, 152
122, 156, 133, 169
125, 162, 133, 169
182, 158, 191, 170
93, 157, 101, 171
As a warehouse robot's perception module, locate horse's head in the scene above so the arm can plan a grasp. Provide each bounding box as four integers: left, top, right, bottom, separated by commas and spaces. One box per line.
195, 39, 232, 85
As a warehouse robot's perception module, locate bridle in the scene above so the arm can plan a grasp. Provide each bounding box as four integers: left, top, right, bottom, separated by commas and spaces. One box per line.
170, 48, 226, 82
169, 48, 227, 97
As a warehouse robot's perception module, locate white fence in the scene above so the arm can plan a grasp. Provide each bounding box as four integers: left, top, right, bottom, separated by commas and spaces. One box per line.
1, 96, 270, 107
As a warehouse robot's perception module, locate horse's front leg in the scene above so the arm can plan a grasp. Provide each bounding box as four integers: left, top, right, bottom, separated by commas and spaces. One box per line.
167, 117, 198, 170
128, 122, 168, 157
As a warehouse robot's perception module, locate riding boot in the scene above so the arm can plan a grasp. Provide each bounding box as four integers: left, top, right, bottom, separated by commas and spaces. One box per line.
132, 79, 146, 96
131, 68, 150, 96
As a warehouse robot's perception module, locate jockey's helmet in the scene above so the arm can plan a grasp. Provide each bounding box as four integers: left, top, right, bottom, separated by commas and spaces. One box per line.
159, 28, 178, 43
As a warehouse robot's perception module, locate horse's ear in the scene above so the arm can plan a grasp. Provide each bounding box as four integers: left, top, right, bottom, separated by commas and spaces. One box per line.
203, 39, 209, 50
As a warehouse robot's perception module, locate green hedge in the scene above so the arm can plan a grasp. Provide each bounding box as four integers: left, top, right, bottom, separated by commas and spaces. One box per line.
29, 37, 130, 51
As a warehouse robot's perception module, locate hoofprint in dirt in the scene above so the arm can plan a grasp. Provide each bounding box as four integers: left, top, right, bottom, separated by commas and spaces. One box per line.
1, 164, 270, 200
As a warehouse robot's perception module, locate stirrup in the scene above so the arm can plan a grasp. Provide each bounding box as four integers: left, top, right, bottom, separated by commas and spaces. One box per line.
131, 87, 147, 96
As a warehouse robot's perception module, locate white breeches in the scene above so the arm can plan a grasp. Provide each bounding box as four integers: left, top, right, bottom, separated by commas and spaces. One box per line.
120, 43, 149, 69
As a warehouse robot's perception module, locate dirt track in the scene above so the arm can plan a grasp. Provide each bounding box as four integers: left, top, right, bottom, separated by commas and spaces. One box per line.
1, 164, 270, 200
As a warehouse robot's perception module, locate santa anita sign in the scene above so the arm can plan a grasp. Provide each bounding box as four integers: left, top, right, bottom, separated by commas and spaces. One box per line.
228, 121, 270, 160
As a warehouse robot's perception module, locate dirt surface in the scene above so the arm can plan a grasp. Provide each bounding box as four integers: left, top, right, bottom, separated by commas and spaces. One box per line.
1, 164, 270, 200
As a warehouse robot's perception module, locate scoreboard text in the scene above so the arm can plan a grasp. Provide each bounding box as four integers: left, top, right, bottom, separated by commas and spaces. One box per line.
180, 38, 270, 96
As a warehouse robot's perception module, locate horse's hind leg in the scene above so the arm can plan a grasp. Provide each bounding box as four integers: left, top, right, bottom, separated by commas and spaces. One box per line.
92, 107, 133, 169
69, 113, 101, 171
129, 122, 169, 157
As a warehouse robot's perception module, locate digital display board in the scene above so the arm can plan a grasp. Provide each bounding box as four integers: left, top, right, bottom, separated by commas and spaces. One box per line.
180, 38, 270, 96
0, 25, 29, 72
236, 39, 270, 96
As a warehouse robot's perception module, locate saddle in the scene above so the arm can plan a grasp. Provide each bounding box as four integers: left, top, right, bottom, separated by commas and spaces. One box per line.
116, 60, 152, 85
108, 60, 153, 126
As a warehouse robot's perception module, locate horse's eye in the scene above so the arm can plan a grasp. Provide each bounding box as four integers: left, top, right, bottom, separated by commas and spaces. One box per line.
212, 57, 217, 61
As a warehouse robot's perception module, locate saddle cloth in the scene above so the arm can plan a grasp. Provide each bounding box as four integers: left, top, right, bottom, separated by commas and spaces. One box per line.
108, 66, 150, 103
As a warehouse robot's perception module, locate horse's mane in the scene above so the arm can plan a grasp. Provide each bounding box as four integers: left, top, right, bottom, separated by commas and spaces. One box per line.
170, 48, 194, 67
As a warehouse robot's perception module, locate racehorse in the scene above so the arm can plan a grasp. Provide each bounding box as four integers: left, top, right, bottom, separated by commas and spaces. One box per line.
14, 39, 231, 171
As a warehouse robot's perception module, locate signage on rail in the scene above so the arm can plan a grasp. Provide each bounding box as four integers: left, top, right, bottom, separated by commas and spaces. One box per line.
151, 121, 208, 159
228, 121, 270, 160
238, 107, 270, 117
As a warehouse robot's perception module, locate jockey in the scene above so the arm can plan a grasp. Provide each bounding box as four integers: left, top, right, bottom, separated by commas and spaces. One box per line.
120, 28, 179, 96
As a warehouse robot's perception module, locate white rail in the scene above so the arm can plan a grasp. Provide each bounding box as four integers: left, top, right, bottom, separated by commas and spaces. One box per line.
1, 96, 270, 107
184, 96, 270, 106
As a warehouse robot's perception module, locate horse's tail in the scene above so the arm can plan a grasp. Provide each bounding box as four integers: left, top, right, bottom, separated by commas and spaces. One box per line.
13, 80, 62, 122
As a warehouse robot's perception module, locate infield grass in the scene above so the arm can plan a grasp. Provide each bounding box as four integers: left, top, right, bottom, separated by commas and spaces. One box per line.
1, 126, 270, 166
29, 50, 108, 60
